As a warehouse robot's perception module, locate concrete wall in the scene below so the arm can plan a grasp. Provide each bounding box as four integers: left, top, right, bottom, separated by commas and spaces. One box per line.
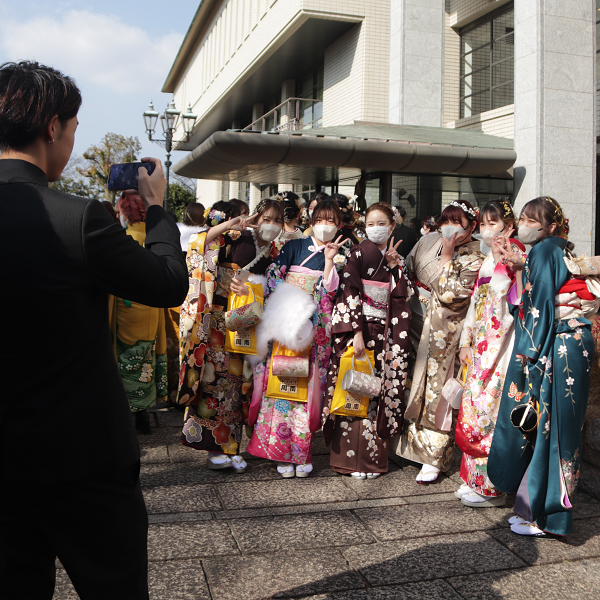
389, 0, 445, 127
513, 0, 596, 257
447, 104, 515, 139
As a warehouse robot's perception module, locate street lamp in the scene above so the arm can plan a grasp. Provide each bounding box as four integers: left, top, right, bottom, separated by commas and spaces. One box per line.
143, 100, 197, 212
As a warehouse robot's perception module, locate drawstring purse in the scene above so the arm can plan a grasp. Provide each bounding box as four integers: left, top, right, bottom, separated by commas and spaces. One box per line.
510, 386, 539, 434
342, 355, 382, 399
224, 285, 263, 331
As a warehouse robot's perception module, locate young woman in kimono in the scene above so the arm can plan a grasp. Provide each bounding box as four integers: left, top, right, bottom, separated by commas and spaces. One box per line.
455, 200, 526, 507
323, 203, 412, 479
488, 197, 599, 537
110, 192, 168, 434
247, 199, 347, 478
395, 200, 484, 484
177, 199, 284, 473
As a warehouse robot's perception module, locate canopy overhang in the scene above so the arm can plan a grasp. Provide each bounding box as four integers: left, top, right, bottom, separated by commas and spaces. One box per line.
173, 124, 516, 185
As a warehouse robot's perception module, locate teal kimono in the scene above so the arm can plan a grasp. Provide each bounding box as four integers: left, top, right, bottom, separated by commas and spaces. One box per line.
488, 237, 594, 536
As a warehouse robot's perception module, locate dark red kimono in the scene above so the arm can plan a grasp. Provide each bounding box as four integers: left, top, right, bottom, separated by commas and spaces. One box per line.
322, 239, 413, 474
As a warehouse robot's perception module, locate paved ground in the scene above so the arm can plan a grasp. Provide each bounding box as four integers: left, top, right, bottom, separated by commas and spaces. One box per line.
54, 408, 600, 600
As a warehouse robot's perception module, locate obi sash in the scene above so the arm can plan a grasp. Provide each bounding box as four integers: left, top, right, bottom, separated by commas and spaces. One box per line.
361, 279, 389, 320
286, 266, 322, 297
478, 276, 491, 287
215, 263, 239, 302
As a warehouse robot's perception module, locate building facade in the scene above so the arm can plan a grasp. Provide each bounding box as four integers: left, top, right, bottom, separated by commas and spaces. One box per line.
163, 0, 597, 255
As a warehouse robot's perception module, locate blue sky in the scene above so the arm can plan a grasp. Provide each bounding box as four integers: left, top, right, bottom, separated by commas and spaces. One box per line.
0, 1, 199, 163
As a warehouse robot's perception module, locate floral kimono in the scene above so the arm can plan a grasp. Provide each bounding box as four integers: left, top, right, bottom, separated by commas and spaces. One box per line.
322, 239, 413, 474
246, 236, 345, 465
488, 237, 600, 536
395, 233, 484, 471
109, 222, 168, 412
457, 241, 526, 496
177, 230, 278, 455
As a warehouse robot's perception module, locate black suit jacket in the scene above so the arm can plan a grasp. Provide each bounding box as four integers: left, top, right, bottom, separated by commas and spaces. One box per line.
389, 222, 418, 258
0, 160, 188, 488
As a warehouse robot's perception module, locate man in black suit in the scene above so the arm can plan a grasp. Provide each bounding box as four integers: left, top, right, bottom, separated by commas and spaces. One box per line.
389, 206, 418, 258
0, 62, 188, 599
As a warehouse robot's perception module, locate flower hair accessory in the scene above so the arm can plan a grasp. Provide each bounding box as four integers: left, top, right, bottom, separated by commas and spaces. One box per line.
208, 209, 226, 226
448, 201, 478, 218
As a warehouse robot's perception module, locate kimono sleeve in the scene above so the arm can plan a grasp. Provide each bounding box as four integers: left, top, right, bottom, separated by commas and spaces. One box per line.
514, 243, 569, 362
331, 248, 363, 333
429, 250, 482, 311
459, 291, 477, 348
264, 238, 297, 297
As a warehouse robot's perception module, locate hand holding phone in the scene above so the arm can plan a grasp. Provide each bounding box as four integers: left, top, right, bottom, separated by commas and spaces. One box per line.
230, 269, 251, 296
136, 158, 166, 209
235, 269, 251, 284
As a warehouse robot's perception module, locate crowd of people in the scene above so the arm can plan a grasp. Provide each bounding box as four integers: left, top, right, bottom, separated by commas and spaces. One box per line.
114, 186, 599, 541
2, 59, 599, 600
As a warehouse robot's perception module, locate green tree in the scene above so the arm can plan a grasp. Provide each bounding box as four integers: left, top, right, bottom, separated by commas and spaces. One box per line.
168, 182, 196, 221
77, 133, 142, 204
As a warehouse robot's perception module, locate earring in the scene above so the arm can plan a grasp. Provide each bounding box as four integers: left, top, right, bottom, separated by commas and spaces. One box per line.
48, 138, 55, 144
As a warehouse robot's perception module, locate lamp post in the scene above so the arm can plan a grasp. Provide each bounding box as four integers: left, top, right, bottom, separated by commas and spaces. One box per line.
143, 100, 197, 212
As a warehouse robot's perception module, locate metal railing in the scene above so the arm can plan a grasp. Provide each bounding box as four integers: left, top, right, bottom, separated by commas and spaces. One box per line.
242, 97, 323, 132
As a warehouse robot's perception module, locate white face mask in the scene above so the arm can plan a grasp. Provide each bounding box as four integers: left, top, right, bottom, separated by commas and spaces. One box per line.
480, 224, 505, 247
518, 224, 542, 245
308, 209, 314, 219
440, 224, 465, 241
257, 223, 282, 242
365, 225, 391, 245
313, 223, 338, 243
420, 227, 426, 236
119, 214, 128, 228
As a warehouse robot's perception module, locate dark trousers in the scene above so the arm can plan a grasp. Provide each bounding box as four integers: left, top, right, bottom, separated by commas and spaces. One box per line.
0, 462, 149, 600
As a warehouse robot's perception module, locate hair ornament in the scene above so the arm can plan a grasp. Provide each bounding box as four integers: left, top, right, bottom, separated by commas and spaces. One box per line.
208, 209, 226, 227
448, 201, 478, 218
203, 207, 211, 219
500, 199, 513, 218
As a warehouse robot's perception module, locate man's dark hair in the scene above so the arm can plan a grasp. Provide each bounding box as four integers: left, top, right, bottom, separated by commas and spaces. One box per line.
0, 61, 82, 151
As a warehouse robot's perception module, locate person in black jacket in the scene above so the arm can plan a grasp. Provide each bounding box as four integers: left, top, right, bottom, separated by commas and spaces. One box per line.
389, 205, 418, 258
0, 61, 187, 600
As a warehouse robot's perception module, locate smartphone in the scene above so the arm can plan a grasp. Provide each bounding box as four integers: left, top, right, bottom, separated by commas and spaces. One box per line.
107, 162, 155, 191
235, 269, 251, 284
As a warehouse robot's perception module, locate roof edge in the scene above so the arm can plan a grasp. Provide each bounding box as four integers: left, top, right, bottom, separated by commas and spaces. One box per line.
162, 0, 215, 93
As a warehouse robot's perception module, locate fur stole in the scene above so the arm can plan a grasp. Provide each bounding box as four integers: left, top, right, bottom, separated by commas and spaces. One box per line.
253, 282, 317, 361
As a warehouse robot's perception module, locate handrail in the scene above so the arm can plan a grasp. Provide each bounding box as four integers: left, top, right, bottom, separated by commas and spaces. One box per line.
242, 97, 322, 132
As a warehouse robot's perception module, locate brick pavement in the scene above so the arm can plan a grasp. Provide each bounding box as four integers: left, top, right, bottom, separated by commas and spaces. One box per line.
53, 408, 600, 600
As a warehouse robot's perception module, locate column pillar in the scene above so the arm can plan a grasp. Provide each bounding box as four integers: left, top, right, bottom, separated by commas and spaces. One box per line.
252, 103, 264, 131
513, 0, 596, 255
280, 79, 296, 129
389, 0, 445, 127
249, 183, 262, 212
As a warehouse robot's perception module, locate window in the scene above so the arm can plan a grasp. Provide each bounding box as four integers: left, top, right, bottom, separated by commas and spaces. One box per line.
460, 6, 514, 118
299, 65, 324, 129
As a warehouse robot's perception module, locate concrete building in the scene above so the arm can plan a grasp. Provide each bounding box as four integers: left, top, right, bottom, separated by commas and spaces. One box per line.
162, 0, 598, 255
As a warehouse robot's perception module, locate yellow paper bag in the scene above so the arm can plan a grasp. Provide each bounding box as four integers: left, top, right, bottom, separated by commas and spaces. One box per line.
225, 282, 263, 355
330, 347, 375, 418
266, 342, 310, 402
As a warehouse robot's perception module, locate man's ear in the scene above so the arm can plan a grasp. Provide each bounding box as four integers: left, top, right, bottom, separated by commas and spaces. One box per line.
45, 114, 60, 143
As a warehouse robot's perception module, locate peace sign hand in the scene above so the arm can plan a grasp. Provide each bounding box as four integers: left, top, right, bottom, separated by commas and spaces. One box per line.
385, 236, 402, 269
324, 235, 344, 261
495, 235, 524, 271
229, 213, 259, 232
